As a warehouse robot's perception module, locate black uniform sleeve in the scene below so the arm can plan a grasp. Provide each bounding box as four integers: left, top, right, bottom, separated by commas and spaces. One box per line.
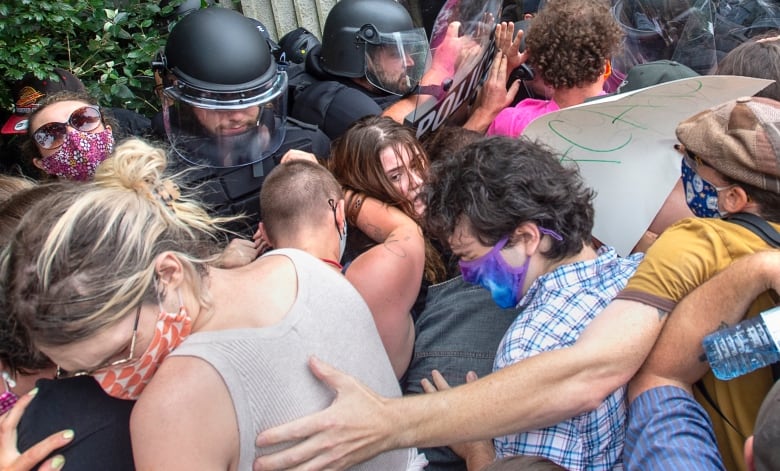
320, 87, 383, 139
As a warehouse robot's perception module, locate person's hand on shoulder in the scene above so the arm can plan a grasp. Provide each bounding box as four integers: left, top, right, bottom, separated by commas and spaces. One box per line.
280, 149, 319, 165
216, 238, 264, 268
0, 389, 73, 471
254, 356, 397, 470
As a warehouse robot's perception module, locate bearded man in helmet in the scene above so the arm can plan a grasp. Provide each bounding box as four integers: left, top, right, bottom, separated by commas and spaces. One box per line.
287, 0, 431, 139
152, 7, 330, 234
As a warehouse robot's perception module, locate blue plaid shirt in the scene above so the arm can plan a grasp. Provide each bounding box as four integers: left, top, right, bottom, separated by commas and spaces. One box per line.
493, 246, 642, 471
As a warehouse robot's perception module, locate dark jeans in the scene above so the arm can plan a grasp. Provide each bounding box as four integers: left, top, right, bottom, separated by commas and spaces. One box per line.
403, 276, 521, 471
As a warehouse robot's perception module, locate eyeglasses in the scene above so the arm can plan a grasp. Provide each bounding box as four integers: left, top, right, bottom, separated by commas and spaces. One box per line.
681, 151, 736, 192
32, 106, 103, 150
56, 304, 141, 379
682, 150, 703, 170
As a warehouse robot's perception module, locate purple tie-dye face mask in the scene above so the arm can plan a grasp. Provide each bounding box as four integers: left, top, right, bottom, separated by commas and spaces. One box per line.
458, 228, 563, 309
39, 128, 114, 181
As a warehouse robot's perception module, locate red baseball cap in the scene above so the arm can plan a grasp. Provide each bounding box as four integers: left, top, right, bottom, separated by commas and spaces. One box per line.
2, 68, 86, 134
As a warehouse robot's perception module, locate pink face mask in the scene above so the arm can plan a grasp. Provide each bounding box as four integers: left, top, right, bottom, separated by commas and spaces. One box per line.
92, 295, 192, 401
39, 128, 114, 181
0, 371, 18, 415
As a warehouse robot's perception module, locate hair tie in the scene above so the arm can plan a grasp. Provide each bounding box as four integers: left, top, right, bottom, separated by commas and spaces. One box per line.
146, 180, 180, 209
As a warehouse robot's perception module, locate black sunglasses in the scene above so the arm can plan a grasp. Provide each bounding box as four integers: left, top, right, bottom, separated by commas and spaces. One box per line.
32, 105, 103, 150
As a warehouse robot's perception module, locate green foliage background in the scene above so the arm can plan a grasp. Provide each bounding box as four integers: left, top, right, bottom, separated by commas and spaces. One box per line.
0, 0, 211, 117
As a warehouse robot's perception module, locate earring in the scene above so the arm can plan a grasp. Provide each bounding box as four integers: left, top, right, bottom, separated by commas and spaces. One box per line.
2, 371, 15, 390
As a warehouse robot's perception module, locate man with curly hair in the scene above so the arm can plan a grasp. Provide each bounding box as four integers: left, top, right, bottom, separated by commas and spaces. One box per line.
422, 136, 642, 470
487, 0, 623, 137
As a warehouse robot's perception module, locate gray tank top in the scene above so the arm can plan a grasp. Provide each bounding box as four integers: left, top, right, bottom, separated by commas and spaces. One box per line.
170, 248, 416, 469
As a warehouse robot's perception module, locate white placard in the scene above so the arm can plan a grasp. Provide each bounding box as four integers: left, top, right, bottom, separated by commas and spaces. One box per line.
523, 75, 774, 255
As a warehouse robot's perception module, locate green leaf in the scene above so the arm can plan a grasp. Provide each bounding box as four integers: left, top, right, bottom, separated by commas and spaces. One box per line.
110, 83, 135, 99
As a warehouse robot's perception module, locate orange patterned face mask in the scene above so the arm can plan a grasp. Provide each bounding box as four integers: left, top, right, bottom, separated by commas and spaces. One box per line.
92, 292, 192, 400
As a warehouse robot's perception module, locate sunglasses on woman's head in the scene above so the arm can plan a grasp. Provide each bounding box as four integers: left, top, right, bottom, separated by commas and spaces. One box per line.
32, 105, 103, 150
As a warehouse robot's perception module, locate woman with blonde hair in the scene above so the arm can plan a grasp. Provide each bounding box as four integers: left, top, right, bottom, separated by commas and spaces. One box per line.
0, 137, 423, 470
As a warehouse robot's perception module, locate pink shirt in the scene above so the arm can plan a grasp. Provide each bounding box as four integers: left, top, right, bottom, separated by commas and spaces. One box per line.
486, 99, 560, 138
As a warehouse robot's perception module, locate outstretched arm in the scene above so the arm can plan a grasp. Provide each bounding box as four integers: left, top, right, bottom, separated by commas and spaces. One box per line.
462, 52, 520, 133
253, 299, 663, 470
629, 249, 780, 400
618, 252, 780, 471
383, 22, 465, 124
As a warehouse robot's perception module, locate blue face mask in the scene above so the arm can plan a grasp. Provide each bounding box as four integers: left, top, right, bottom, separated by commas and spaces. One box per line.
458, 228, 563, 309
681, 155, 733, 218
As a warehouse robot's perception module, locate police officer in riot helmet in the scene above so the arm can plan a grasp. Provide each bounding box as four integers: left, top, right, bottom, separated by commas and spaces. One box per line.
154, 7, 329, 233
288, 0, 430, 139
277, 27, 320, 65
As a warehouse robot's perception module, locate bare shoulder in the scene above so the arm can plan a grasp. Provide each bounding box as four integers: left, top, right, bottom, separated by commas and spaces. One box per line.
131, 356, 238, 471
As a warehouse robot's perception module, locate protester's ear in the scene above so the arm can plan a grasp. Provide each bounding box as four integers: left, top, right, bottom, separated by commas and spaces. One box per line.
153, 251, 185, 290
256, 222, 274, 247
337, 199, 347, 235
721, 185, 750, 214
744, 435, 755, 471
510, 221, 543, 257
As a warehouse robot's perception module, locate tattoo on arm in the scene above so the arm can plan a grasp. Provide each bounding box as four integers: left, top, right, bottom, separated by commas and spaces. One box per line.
383, 235, 408, 258
657, 308, 668, 321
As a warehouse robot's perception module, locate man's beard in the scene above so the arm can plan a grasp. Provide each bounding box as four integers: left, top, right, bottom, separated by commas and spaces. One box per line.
214, 126, 270, 166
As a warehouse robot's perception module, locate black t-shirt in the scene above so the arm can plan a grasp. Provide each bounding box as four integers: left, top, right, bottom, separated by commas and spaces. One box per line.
18, 376, 135, 471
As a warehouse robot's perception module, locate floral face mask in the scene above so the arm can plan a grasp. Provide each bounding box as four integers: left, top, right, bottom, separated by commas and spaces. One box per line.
39, 128, 114, 181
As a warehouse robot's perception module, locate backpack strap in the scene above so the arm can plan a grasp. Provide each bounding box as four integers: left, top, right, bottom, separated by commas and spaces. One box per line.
695, 380, 748, 440
722, 212, 780, 382
724, 212, 780, 248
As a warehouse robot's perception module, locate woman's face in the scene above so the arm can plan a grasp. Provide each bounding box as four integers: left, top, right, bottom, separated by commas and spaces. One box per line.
38, 305, 155, 379
379, 145, 426, 215
29, 100, 108, 159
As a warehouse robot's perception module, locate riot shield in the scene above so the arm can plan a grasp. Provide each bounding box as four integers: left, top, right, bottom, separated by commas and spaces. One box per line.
404, 0, 502, 138
611, 0, 780, 83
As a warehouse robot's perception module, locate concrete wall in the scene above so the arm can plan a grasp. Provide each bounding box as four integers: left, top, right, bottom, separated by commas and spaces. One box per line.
240, 0, 338, 41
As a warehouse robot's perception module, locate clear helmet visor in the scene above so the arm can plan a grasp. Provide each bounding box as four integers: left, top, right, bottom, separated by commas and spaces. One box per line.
364, 28, 430, 96
611, 0, 717, 74
162, 72, 288, 168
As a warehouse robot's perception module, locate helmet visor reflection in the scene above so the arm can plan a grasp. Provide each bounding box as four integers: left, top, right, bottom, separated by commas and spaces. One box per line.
364, 28, 430, 96
163, 87, 287, 168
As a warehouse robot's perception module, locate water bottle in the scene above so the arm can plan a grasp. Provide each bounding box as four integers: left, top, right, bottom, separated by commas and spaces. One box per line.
702, 305, 780, 381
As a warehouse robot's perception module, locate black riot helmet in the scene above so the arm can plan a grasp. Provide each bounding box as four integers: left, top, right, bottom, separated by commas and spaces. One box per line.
319, 0, 430, 95
159, 7, 288, 168
277, 27, 321, 64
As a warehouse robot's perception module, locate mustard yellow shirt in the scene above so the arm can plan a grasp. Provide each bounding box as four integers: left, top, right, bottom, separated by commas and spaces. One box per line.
616, 217, 779, 471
